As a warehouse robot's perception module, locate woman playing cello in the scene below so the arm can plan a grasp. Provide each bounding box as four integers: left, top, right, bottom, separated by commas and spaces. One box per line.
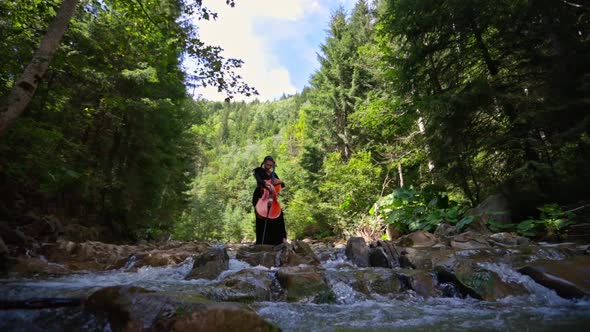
252, 156, 287, 245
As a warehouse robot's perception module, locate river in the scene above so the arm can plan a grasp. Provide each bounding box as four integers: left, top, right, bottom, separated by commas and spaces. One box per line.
1, 246, 589, 331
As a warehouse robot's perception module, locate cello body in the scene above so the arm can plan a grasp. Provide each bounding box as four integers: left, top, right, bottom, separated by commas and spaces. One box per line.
255, 179, 282, 219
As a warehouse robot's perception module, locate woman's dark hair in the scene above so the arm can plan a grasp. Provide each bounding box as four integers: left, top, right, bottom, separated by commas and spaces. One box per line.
261, 155, 275, 167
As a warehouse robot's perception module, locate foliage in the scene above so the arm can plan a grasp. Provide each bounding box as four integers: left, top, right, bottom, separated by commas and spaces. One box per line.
319, 151, 382, 236
0, 0, 255, 241
1, 0, 588, 244
372, 186, 472, 234
493, 204, 576, 238
374, 0, 590, 209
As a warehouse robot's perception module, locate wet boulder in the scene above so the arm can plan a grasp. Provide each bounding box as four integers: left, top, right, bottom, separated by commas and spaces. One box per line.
86, 286, 280, 332
434, 223, 459, 238
489, 232, 530, 247
277, 240, 321, 266
518, 255, 590, 299
369, 240, 401, 268
450, 231, 491, 250
185, 246, 229, 280
396, 230, 437, 248
209, 269, 280, 302
151, 302, 281, 332
86, 286, 164, 331
6, 256, 70, 276
400, 247, 453, 270
397, 269, 440, 298
275, 265, 335, 303
236, 245, 278, 268
434, 257, 528, 301
345, 237, 369, 267
134, 242, 212, 269
357, 269, 401, 296
369, 246, 390, 268
41, 240, 138, 271
464, 194, 511, 235
328, 268, 402, 298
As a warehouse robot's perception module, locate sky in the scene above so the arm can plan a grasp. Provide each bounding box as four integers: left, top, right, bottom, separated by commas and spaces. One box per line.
190, 0, 358, 101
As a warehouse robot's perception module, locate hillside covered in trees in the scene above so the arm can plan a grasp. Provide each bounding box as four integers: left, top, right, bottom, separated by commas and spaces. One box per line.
1, 0, 589, 244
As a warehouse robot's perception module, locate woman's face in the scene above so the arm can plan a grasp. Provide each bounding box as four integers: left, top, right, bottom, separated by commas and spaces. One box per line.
264, 160, 275, 170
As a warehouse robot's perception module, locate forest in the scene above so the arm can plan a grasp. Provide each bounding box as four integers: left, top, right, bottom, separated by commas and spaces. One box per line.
1, 0, 589, 244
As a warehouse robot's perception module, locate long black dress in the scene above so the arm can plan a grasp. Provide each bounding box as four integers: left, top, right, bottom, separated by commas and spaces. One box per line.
252, 167, 287, 245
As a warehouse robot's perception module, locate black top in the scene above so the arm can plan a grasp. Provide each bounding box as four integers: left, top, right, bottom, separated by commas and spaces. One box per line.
252, 167, 285, 189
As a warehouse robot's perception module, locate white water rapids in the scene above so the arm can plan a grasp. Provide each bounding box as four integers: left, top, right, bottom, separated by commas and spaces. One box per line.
1, 248, 589, 331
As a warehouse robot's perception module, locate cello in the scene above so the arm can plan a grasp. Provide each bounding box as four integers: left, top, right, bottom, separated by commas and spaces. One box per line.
255, 168, 282, 220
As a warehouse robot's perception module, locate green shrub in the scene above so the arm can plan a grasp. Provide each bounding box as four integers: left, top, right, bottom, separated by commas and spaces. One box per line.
372, 185, 472, 234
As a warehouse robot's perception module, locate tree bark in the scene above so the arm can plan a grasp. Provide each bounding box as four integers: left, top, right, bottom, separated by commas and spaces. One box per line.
0, 0, 79, 136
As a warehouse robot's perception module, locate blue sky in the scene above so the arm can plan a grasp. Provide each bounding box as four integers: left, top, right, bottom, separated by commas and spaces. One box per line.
192, 0, 357, 101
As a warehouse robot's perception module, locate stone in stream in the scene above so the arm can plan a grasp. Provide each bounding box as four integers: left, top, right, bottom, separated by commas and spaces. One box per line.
345, 237, 369, 267
275, 265, 335, 303
86, 285, 280, 332
185, 246, 229, 280
434, 257, 528, 301
235, 241, 321, 268
397, 269, 440, 298
235, 244, 278, 268
210, 268, 281, 302
518, 255, 590, 299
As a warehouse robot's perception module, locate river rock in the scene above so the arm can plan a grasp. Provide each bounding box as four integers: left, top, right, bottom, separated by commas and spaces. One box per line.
369, 246, 390, 268
396, 230, 437, 248
236, 244, 278, 268
434, 257, 528, 301
151, 302, 281, 332
7, 256, 69, 276
279, 240, 321, 266
211, 269, 279, 302
104, 241, 215, 270
41, 240, 138, 271
464, 194, 511, 234
401, 247, 453, 270
373, 240, 401, 268
397, 269, 440, 298
434, 223, 459, 238
345, 237, 369, 267
87, 285, 280, 332
450, 231, 491, 250
275, 265, 335, 303
185, 246, 229, 280
86, 286, 162, 331
518, 255, 590, 299
489, 232, 530, 247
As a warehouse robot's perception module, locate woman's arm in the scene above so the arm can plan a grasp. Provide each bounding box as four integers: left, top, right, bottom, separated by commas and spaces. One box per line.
253, 168, 266, 187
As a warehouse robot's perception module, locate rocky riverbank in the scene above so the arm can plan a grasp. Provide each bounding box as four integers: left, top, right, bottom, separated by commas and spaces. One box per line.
1, 221, 589, 331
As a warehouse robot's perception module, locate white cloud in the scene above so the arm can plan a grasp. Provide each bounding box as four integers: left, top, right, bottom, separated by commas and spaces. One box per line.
189, 0, 352, 101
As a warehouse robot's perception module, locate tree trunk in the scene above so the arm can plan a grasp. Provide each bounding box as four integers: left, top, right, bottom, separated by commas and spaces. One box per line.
0, 0, 79, 136
397, 162, 404, 188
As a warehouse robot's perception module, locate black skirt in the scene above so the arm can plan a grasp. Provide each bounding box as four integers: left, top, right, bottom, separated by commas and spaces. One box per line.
252, 187, 287, 245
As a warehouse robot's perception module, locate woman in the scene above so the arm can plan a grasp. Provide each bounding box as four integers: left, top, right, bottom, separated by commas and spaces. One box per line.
252, 156, 287, 245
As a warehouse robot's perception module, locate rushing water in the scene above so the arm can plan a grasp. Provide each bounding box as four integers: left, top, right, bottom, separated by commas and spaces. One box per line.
1, 248, 589, 332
